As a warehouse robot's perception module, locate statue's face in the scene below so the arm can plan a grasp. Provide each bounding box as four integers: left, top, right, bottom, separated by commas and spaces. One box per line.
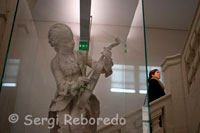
55, 27, 75, 53
58, 36, 75, 53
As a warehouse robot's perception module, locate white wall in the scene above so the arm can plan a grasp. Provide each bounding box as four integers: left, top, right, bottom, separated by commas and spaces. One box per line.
146, 28, 187, 66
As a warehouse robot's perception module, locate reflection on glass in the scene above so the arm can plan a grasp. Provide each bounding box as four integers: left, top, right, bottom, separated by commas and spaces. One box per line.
111, 64, 135, 93
111, 64, 163, 95
2, 59, 20, 87
139, 89, 147, 94
111, 88, 136, 93
0, 0, 150, 132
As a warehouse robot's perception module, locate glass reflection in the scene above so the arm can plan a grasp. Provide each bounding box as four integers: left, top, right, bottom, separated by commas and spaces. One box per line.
111, 64, 163, 95
0, 0, 151, 132
2, 59, 20, 88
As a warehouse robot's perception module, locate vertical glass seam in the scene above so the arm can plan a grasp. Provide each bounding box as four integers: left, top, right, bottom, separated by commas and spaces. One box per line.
0, 0, 20, 93
142, 0, 151, 132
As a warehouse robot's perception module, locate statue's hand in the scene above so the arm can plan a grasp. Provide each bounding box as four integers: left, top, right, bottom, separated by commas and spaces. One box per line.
78, 77, 90, 84
115, 37, 121, 44
76, 77, 90, 94
101, 48, 112, 58
70, 77, 89, 96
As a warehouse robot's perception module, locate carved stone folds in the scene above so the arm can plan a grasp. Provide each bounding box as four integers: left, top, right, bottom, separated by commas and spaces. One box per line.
184, 46, 193, 66
196, 8, 200, 33
187, 66, 195, 85
191, 48, 200, 72
183, 12, 200, 88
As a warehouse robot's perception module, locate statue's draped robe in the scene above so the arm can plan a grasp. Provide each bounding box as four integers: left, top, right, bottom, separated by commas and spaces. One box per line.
48, 51, 113, 133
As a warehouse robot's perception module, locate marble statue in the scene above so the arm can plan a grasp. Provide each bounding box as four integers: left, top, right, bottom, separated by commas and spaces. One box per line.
48, 23, 120, 133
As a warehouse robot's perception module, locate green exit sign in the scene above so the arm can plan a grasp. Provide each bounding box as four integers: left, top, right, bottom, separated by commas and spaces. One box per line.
79, 40, 88, 51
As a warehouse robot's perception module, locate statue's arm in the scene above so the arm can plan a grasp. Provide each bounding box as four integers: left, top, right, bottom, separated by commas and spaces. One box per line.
78, 50, 113, 77
86, 51, 113, 77
78, 51, 98, 69
51, 58, 79, 96
86, 55, 97, 69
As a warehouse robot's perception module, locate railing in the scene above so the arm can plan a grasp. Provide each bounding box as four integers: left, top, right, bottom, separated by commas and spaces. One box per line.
97, 94, 172, 133
97, 108, 142, 133
150, 94, 172, 133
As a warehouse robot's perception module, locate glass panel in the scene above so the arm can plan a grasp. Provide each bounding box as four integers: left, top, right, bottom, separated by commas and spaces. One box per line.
143, 0, 198, 132
0, 0, 150, 132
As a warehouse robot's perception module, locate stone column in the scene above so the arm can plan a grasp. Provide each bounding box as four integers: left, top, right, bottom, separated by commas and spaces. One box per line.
161, 54, 188, 133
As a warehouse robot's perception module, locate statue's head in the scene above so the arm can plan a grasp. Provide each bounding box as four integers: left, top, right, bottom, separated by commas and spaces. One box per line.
48, 23, 74, 53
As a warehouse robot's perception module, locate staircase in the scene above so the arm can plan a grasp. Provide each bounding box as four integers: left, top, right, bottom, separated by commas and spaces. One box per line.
97, 109, 142, 133
98, 1, 200, 133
